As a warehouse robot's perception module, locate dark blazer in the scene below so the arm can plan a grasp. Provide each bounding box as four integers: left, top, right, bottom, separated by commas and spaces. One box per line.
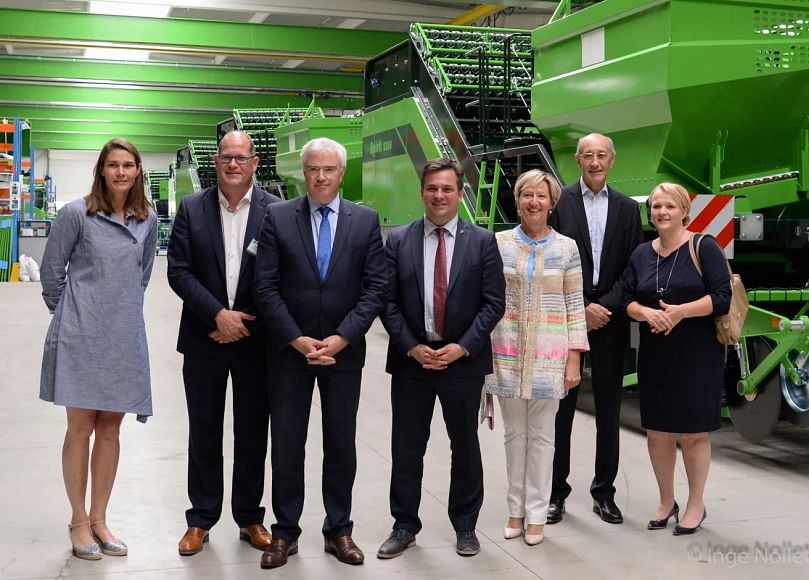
382, 217, 506, 379
167, 185, 280, 356
253, 196, 388, 370
549, 181, 642, 344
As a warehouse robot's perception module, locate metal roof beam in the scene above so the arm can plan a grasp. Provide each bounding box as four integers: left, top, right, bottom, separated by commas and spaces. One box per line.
0, 56, 362, 94
0, 8, 405, 64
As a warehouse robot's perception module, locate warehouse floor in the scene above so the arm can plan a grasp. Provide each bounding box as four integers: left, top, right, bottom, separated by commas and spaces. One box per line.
1, 258, 808, 580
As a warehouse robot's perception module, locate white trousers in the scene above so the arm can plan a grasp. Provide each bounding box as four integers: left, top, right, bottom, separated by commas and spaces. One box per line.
498, 396, 560, 524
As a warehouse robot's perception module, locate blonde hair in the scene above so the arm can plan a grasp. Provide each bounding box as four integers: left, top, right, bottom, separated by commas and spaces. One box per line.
650, 182, 691, 226
513, 170, 562, 209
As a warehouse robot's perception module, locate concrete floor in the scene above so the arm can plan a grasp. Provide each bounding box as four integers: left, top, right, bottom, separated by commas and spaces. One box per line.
1, 257, 808, 580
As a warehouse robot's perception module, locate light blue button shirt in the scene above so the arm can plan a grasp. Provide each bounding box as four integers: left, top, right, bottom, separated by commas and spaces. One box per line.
580, 177, 608, 285
307, 194, 340, 252
516, 225, 552, 282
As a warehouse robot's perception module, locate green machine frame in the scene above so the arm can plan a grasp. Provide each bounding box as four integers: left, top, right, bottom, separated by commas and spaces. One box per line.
532, 0, 809, 441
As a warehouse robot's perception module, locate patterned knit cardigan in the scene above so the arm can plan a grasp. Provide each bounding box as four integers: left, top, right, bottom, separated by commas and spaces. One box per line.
485, 228, 589, 400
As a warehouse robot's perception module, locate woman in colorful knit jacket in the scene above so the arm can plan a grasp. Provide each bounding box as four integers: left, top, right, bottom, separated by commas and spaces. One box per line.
485, 169, 589, 546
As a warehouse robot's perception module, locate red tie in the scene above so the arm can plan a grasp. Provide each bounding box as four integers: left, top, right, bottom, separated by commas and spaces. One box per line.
433, 227, 447, 337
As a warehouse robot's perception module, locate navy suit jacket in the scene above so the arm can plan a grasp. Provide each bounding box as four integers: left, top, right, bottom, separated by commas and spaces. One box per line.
382, 217, 506, 379
253, 196, 388, 370
167, 185, 280, 356
548, 181, 642, 345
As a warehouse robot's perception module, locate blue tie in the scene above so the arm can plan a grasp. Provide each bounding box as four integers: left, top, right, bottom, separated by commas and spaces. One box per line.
317, 206, 332, 281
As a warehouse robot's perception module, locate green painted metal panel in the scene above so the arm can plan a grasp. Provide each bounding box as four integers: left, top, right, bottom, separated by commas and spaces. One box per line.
275, 117, 364, 201
30, 134, 187, 152
532, 0, 809, 199
29, 119, 214, 139
1, 105, 221, 152
0, 8, 404, 60
361, 97, 477, 227
0, 106, 225, 127
0, 57, 362, 93
0, 83, 360, 111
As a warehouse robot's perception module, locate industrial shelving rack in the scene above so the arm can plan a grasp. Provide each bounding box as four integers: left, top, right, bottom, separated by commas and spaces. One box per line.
0, 118, 34, 281
144, 169, 172, 255
144, 169, 170, 217
188, 140, 217, 191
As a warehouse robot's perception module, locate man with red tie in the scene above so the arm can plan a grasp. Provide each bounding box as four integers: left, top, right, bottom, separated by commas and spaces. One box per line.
377, 158, 506, 559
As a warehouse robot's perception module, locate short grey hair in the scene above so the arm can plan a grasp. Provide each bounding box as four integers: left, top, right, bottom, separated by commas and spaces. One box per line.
576, 133, 615, 155
301, 137, 347, 169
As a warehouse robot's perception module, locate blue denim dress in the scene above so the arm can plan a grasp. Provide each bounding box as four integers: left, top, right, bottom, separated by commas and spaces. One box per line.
39, 198, 158, 422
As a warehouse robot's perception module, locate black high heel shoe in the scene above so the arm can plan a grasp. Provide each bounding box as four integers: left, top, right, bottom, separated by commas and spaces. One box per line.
673, 508, 707, 536
647, 501, 679, 530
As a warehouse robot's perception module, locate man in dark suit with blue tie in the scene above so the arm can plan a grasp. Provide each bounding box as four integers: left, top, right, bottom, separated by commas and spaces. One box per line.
377, 158, 505, 559
168, 131, 280, 556
254, 137, 387, 569
547, 133, 643, 526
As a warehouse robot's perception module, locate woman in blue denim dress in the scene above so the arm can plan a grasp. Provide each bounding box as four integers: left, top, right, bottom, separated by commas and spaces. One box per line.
40, 138, 157, 560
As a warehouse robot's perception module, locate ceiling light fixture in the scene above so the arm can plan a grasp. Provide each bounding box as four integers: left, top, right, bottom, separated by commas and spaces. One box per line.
89, 1, 171, 18
84, 47, 150, 61
337, 19, 366, 29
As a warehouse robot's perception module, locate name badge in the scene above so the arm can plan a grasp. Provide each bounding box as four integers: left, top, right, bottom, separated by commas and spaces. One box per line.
246, 238, 258, 257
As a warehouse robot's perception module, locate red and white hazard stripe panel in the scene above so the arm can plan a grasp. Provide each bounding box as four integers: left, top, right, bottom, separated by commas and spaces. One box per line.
688, 194, 734, 258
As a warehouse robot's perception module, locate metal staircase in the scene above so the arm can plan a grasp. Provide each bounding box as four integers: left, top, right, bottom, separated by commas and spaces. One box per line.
410, 23, 561, 229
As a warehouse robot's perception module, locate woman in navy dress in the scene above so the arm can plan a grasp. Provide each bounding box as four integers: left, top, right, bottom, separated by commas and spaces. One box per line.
40, 139, 157, 559
623, 183, 730, 535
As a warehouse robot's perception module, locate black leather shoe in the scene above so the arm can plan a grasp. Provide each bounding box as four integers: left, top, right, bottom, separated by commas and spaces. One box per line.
547, 498, 565, 524
647, 502, 679, 530
455, 530, 480, 557
673, 509, 706, 536
593, 499, 623, 524
377, 529, 416, 559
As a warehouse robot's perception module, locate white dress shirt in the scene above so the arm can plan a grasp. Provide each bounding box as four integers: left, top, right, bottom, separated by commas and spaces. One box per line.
218, 187, 252, 309
580, 177, 609, 286
423, 214, 458, 341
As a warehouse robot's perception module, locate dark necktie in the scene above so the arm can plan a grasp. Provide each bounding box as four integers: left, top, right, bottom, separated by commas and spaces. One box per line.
433, 227, 447, 337
317, 206, 332, 281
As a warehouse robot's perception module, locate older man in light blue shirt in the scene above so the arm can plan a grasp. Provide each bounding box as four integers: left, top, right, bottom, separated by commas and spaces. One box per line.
547, 133, 643, 527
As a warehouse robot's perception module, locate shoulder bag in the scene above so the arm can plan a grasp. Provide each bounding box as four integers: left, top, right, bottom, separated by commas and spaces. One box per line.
688, 234, 749, 346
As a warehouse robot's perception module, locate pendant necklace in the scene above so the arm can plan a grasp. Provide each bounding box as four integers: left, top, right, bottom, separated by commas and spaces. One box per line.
655, 244, 681, 296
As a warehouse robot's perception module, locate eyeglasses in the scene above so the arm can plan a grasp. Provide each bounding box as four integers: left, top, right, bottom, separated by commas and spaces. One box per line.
217, 154, 256, 165
578, 152, 612, 161
304, 165, 340, 176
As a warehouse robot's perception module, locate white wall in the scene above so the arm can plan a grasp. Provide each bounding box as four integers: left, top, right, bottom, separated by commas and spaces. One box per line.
44, 149, 174, 206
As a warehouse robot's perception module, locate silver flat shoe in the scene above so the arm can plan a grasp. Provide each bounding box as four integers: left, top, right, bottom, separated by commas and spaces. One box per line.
90, 520, 128, 556
69, 522, 102, 561
94, 536, 128, 556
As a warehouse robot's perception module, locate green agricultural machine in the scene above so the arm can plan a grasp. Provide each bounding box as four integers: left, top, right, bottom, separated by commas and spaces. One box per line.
219, 105, 324, 196
345, 1, 809, 441
173, 139, 217, 209
362, 22, 557, 228
529, 0, 809, 442
275, 114, 363, 201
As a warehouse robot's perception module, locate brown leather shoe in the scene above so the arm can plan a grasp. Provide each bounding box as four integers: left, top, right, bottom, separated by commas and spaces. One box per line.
324, 535, 365, 565
178, 527, 209, 556
239, 523, 272, 550
260, 538, 298, 569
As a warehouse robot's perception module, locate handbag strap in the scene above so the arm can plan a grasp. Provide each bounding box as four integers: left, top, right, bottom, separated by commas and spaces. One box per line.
688, 233, 733, 278
688, 233, 703, 277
